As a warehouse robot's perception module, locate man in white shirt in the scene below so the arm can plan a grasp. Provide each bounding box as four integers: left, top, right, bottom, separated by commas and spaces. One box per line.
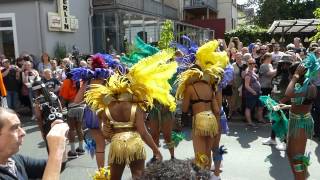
271, 43, 285, 68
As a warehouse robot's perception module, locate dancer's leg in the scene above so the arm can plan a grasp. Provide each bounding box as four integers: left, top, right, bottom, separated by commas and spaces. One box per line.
129, 159, 145, 180
287, 129, 307, 180
162, 115, 174, 158
90, 129, 106, 168
110, 163, 125, 180
193, 133, 209, 169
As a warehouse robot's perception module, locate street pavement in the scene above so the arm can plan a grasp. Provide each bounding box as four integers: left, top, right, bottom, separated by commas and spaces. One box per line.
19, 118, 320, 180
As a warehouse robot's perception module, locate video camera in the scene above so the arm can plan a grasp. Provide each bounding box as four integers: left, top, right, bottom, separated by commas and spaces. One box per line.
32, 78, 64, 137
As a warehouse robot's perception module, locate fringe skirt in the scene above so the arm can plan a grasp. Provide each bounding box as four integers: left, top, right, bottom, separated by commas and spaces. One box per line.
288, 112, 314, 139
192, 111, 218, 137
108, 131, 146, 165
83, 106, 100, 129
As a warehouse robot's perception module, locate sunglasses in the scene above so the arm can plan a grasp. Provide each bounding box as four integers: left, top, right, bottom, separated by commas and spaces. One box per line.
249, 63, 256, 65
261, 49, 267, 50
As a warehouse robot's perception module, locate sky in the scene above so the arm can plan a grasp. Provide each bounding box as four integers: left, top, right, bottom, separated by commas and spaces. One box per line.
237, 0, 248, 5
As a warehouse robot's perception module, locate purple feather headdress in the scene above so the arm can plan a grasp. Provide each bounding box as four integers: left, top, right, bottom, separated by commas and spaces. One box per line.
171, 35, 199, 73
218, 64, 234, 90
71, 67, 113, 82
70, 67, 94, 82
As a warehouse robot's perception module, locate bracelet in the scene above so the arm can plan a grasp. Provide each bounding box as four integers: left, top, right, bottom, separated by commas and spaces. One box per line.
293, 74, 300, 79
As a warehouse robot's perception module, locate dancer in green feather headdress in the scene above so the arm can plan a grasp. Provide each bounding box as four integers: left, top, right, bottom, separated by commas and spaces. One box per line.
284, 53, 319, 180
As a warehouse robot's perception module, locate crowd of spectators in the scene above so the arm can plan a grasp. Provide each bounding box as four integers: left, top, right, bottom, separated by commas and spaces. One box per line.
218, 37, 320, 150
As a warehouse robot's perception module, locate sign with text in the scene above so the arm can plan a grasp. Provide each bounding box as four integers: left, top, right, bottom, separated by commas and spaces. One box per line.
48, 0, 78, 32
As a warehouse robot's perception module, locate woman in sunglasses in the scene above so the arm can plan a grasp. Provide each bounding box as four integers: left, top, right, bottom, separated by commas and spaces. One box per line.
244, 58, 264, 126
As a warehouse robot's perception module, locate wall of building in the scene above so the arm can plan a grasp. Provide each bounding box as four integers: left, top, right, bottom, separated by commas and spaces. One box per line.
0, 1, 42, 57
39, 0, 92, 56
185, 19, 225, 39
217, 0, 237, 31
0, 0, 91, 58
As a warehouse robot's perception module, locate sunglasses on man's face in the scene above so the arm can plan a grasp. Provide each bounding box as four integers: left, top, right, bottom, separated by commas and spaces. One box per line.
261, 49, 267, 50
249, 63, 256, 65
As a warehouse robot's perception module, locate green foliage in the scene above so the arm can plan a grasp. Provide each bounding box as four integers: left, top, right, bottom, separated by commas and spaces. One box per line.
158, 20, 174, 50
310, 8, 320, 42
54, 42, 67, 60
255, 0, 320, 28
225, 25, 271, 46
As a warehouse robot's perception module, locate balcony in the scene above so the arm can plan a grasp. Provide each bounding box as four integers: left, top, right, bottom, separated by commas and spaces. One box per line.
93, 0, 178, 19
184, 0, 218, 12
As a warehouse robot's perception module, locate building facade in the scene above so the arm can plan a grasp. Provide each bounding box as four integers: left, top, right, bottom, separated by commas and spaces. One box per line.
0, 0, 92, 60
217, 0, 238, 31
182, 0, 224, 38
92, 0, 212, 53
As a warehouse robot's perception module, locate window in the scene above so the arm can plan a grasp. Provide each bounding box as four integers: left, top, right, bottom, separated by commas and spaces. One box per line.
0, 13, 18, 59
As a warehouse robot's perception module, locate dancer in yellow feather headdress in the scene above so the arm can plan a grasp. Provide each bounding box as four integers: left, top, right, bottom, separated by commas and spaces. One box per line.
85, 49, 177, 180
175, 40, 228, 178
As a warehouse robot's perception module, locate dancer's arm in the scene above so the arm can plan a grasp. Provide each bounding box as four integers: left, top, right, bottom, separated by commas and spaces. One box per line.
182, 85, 192, 113
135, 107, 162, 160
285, 64, 306, 98
211, 93, 220, 118
73, 81, 86, 104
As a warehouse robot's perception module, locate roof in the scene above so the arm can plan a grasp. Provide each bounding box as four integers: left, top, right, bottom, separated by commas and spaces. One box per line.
267, 19, 320, 34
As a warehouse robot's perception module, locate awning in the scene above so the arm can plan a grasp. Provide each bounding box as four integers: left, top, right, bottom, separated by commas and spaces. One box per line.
267, 19, 320, 34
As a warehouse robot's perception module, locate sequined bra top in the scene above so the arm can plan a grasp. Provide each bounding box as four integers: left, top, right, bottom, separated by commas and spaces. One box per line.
104, 104, 137, 129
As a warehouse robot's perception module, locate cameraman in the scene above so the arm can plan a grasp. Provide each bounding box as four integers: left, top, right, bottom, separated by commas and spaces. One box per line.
0, 107, 68, 180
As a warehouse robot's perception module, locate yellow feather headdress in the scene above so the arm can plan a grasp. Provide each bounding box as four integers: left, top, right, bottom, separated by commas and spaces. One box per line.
85, 49, 177, 112
175, 40, 229, 99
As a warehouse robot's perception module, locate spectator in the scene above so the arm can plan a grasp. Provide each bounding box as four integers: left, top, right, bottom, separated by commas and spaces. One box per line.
286, 50, 299, 63
15, 57, 25, 69
38, 53, 52, 76
0, 108, 68, 180
286, 43, 295, 51
266, 43, 273, 53
0, 54, 5, 67
0, 70, 6, 106
42, 69, 61, 94
271, 43, 285, 67
21, 61, 39, 117
244, 58, 264, 126
86, 56, 93, 69
315, 47, 320, 58
251, 45, 260, 59
255, 45, 267, 69
79, 60, 87, 68
231, 52, 244, 117
259, 53, 277, 96
241, 47, 249, 55
60, 58, 72, 81
50, 59, 63, 81
1, 59, 21, 110
293, 37, 301, 53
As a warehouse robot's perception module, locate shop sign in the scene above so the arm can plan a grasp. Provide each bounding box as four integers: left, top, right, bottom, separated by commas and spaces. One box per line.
48, 0, 79, 32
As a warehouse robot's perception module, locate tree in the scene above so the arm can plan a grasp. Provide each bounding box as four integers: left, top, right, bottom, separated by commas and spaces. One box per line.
311, 8, 320, 41
158, 20, 174, 50
255, 0, 320, 28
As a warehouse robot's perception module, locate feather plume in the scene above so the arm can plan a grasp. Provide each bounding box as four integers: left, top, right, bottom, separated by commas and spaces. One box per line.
71, 67, 94, 82
218, 64, 234, 90
85, 49, 177, 112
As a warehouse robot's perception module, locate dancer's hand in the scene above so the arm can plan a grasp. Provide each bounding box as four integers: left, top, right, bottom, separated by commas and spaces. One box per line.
154, 150, 163, 161
294, 64, 306, 77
